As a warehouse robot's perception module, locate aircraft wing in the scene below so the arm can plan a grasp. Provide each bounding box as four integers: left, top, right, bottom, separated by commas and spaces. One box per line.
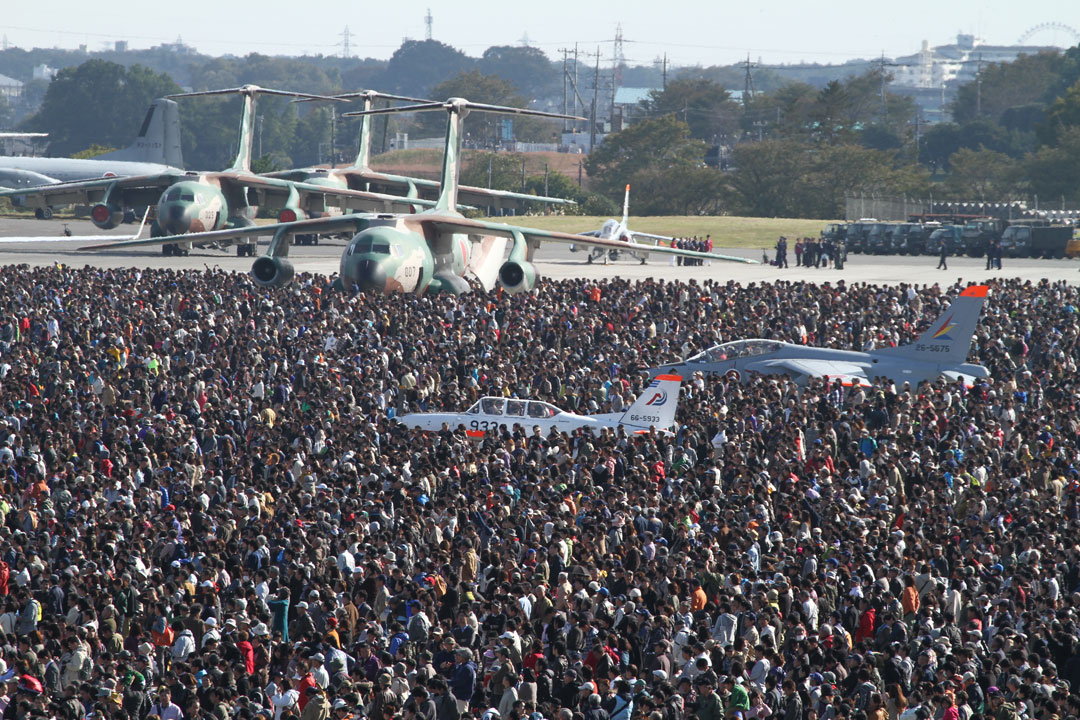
78, 214, 368, 251
753, 358, 871, 387
628, 230, 677, 244
1, 209, 150, 245
0, 172, 183, 206
221, 174, 436, 214
425, 217, 756, 264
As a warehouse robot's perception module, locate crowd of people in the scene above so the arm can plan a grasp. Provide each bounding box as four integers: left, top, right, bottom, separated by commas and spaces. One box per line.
771, 239, 844, 270
0, 265, 1076, 720
674, 237, 713, 266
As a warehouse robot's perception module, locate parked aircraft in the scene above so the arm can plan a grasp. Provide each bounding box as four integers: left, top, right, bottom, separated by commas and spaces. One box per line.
0, 99, 184, 217
652, 285, 990, 387
85, 98, 738, 293
0, 209, 150, 244
266, 89, 572, 229
569, 184, 749, 264
0, 86, 438, 256
397, 373, 684, 437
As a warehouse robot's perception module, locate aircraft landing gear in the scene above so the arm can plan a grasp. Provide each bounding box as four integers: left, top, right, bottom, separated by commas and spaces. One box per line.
236, 244, 256, 257
163, 244, 189, 257
34, 207, 53, 220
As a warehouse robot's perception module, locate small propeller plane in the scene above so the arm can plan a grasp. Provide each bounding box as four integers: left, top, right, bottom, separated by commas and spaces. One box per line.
397, 373, 684, 437
0, 85, 440, 257
82, 97, 744, 293
652, 285, 991, 387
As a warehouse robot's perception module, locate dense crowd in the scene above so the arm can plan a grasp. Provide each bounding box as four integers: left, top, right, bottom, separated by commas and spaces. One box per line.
0, 265, 1077, 720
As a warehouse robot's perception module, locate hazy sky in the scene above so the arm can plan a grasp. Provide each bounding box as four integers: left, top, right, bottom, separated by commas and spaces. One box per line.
4, 0, 1078, 68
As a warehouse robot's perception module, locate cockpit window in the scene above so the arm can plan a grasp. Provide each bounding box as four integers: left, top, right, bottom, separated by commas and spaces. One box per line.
692, 340, 784, 362
372, 243, 390, 255
465, 402, 480, 415
179, 192, 195, 202
527, 401, 557, 419
505, 400, 526, 417
166, 188, 182, 202
481, 398, 504, 415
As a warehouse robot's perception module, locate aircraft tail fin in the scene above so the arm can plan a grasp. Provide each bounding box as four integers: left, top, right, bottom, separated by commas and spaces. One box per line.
621, 184, 630, 228
880, 285, 988, 364
98, 99, 184, 168
619, 374, 683, 430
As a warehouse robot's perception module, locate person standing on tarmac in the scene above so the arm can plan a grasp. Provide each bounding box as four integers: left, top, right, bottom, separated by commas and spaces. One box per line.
937, 241, 948, 270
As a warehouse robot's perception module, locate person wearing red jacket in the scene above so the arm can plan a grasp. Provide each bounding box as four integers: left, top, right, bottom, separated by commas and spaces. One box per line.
236, 631, 255, 675
855, 599, 876, 643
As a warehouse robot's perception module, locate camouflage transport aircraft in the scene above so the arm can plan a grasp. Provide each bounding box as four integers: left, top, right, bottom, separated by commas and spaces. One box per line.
82, 97, 737, 294
265, 89, 574, 232
0, 86, 440, 257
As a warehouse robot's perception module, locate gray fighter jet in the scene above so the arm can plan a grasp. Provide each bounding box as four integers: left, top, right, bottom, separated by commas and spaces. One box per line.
652, 284, 990, 387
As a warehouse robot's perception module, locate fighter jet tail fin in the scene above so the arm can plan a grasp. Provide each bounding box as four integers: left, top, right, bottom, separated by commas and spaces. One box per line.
98, 98, 184, 168
620, 374, 683, 430
882, 284, 988, 364
620, 184, 630, 228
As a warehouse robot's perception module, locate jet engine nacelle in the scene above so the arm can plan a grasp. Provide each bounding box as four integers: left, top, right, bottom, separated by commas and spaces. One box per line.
250, 256, 295, 289
497, 260, 538, 294
90, 202, 124, 230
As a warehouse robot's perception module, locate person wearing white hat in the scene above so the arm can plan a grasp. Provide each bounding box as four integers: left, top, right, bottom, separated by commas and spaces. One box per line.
201, 617, 221, 648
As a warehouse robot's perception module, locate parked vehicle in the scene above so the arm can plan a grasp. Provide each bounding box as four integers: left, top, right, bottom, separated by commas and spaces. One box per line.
890, 223, 933, 255
844, 219, 879, 254
999, 225, 1073, 258
961, 219, 1004, 258
820, 223, 847, 247
925, 225, 964, 256
865, 223, 895, 254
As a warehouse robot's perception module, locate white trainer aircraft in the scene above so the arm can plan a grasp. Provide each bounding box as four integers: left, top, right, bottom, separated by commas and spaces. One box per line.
397, 374, 684, 437
570, 184, 751, 265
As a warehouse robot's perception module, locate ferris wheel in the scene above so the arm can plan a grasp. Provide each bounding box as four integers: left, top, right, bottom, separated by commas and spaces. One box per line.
1016, 22, 1080, 46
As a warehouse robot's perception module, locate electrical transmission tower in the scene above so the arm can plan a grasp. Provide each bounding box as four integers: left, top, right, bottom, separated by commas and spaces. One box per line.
339, 26, 352, 58
742, 54, 756, 106
425, 9, 433, 40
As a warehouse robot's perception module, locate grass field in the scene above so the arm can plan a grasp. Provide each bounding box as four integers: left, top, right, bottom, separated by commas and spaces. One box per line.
516, 215, 836, 249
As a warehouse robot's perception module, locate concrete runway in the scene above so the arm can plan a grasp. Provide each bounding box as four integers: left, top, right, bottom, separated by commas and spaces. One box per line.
0, 216, 1077, 287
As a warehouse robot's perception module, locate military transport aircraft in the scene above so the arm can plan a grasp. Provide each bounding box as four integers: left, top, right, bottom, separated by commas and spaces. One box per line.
397, 373, 684, 437
0, 86, 439, 256
0, 99, 184, 216
267, 89, 573, 226
651, 285, 990, 387
81, 97, 739, 293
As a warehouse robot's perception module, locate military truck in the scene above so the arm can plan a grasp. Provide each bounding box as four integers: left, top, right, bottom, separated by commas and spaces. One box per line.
961, 219, 1004, 258
925, 225, 964, 256
999, 224, 1073, 258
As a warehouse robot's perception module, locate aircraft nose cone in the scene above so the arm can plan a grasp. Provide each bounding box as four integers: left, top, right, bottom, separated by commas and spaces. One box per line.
353, 259, 387, 293
161, 203, 189, 236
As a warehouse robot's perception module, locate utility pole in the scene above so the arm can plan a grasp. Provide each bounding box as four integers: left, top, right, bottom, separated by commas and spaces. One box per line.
561, 48, 570, 131
574, 45, 580, 125
329, 105, 336, 168
742, 54, 756, 108
590, 47, 600, 154
662, 53, 668, 90
975, 53, 983, 117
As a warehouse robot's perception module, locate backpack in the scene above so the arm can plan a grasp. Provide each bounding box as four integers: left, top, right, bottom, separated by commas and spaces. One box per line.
408, 613, 430, 644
